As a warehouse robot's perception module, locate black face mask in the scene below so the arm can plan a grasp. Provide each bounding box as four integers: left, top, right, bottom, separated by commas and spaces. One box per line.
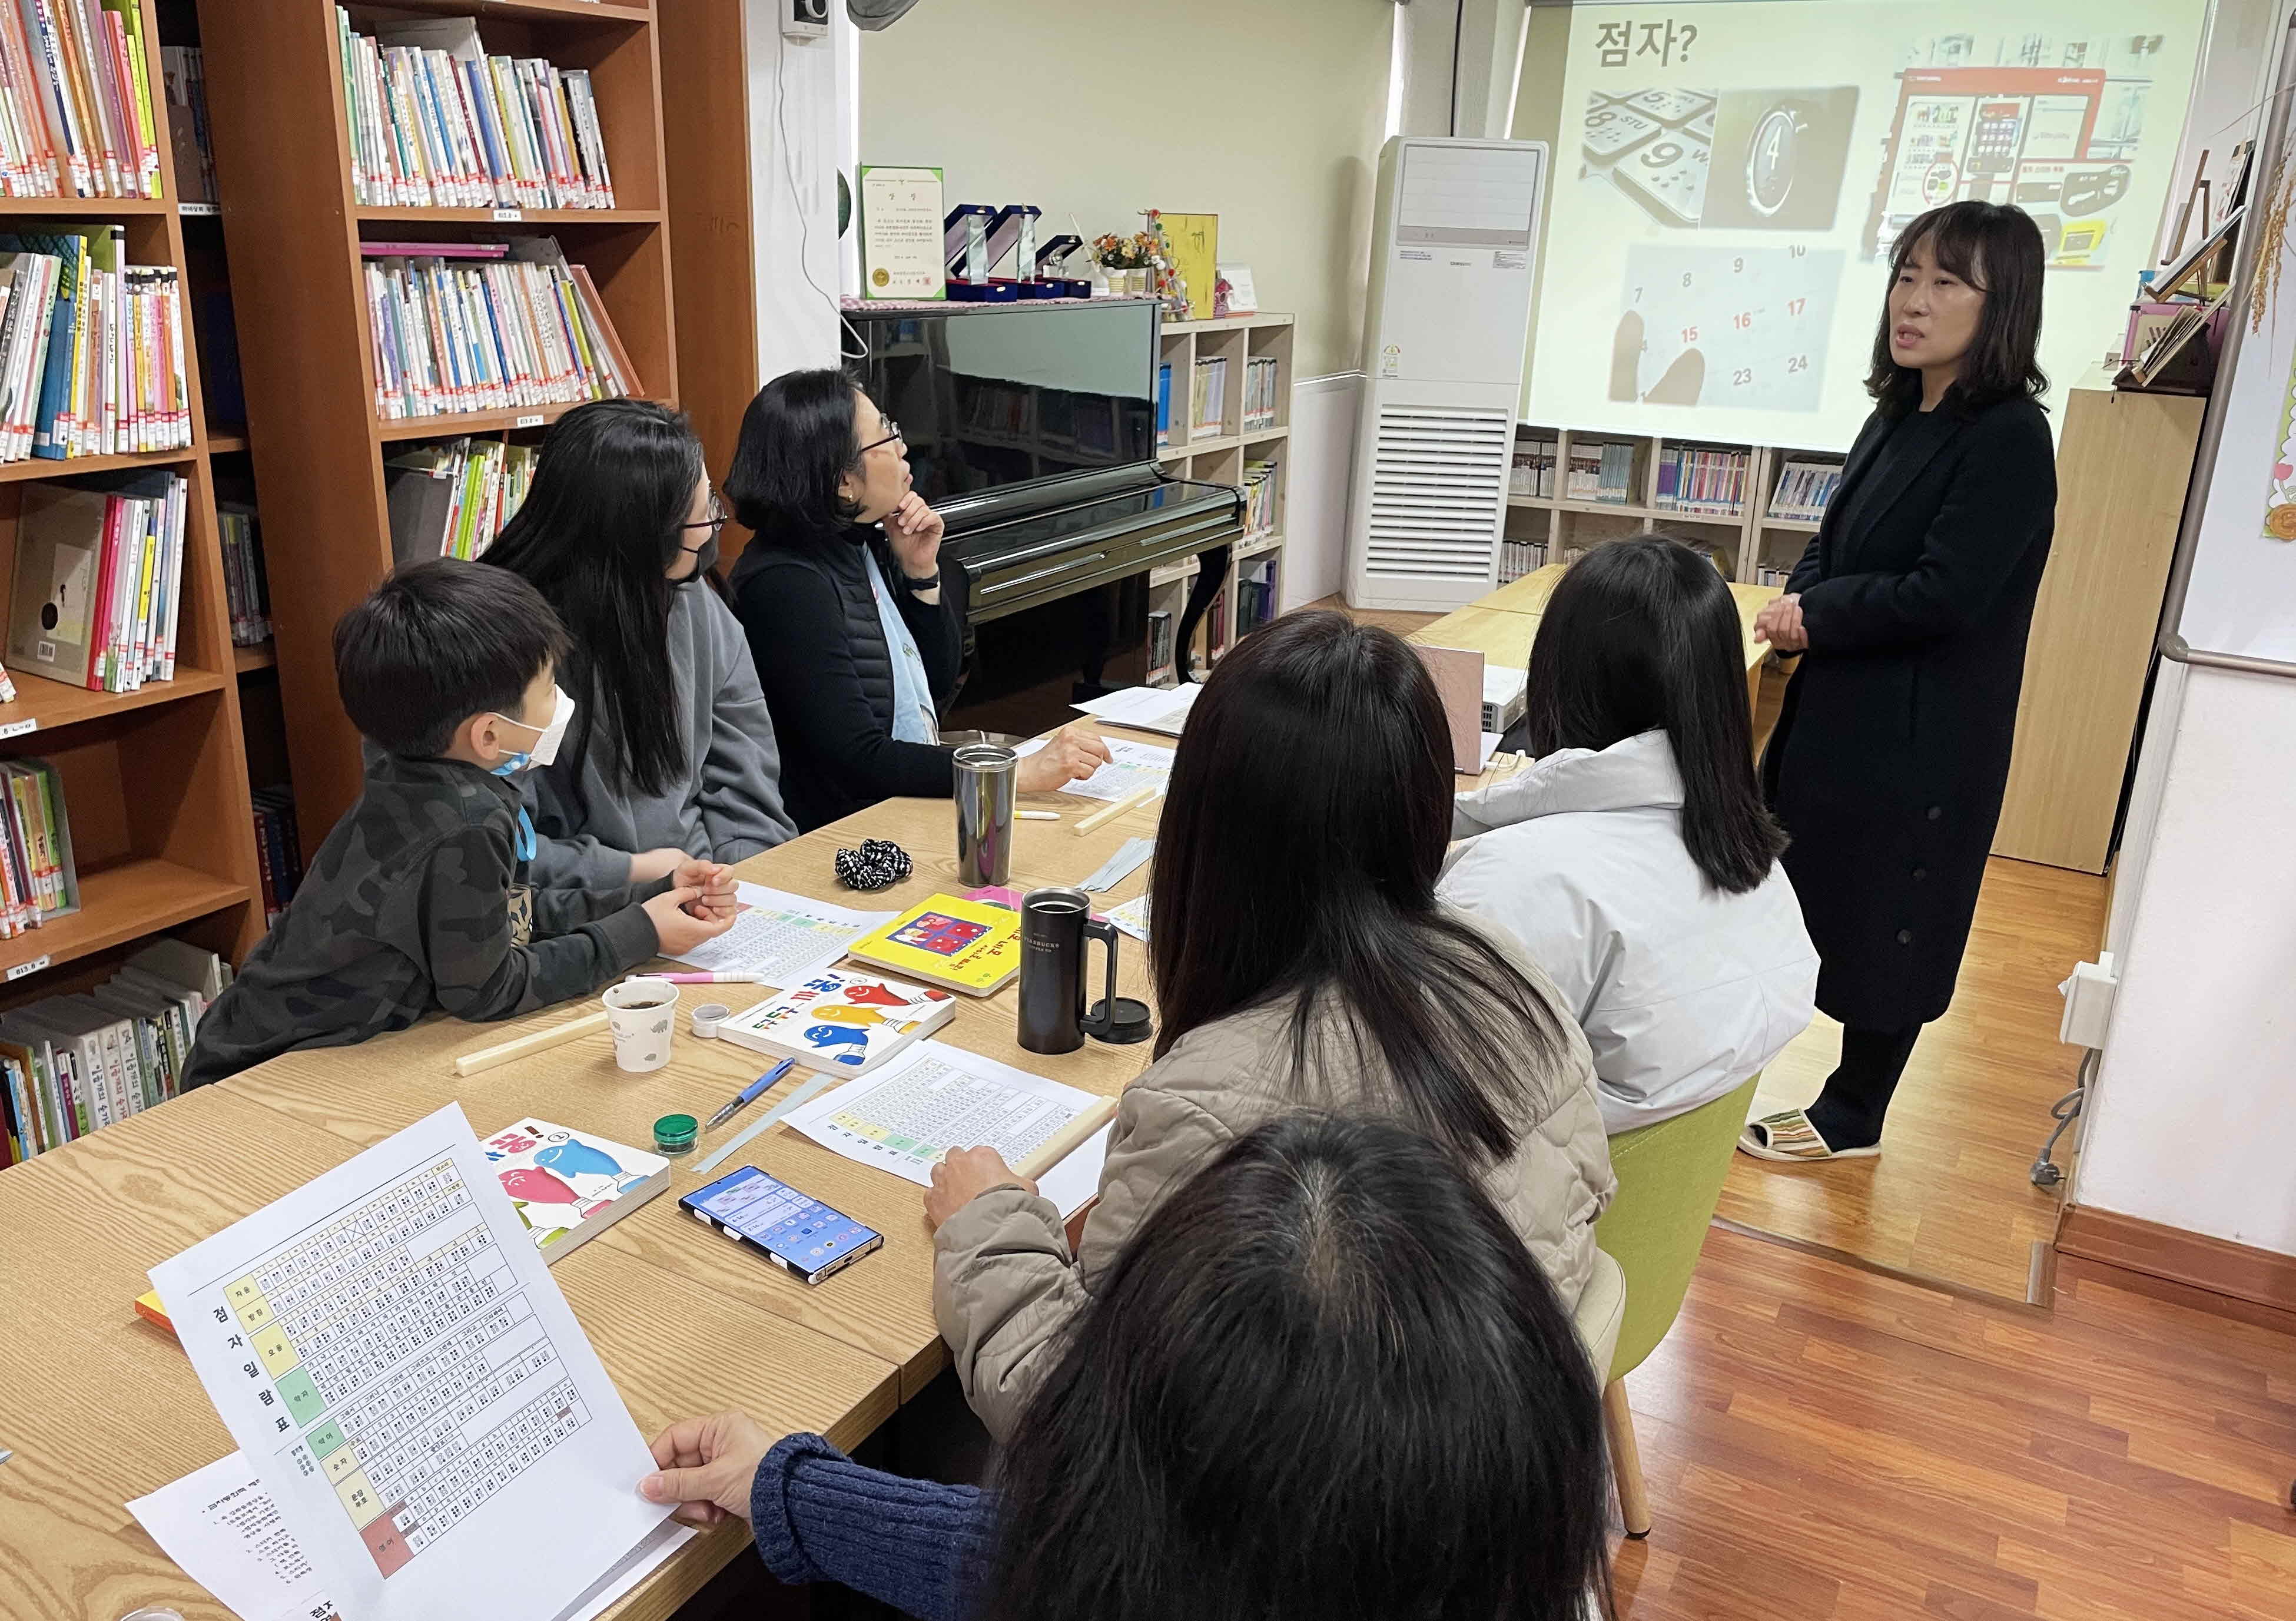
678, 534, 720, 582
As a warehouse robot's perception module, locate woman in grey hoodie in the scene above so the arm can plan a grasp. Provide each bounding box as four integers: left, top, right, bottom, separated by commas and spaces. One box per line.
484, 402, 796, 885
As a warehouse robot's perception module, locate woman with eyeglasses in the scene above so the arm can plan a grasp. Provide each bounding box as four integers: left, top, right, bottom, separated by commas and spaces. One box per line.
483, 400, 797, 886
726, 370, 1110, 833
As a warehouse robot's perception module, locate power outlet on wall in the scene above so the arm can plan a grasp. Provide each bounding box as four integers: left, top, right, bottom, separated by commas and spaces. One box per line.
782, 0, 829, 40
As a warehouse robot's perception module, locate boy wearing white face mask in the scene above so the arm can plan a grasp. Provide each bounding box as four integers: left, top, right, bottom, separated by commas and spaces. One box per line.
183, 560, 738, 1089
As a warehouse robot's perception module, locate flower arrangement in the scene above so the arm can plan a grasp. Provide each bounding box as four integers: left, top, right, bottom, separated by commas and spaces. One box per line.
1091, 231, 1153, 270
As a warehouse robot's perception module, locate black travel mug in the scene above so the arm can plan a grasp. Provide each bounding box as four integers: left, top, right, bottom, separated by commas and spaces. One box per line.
1016, 886, 1122, 1054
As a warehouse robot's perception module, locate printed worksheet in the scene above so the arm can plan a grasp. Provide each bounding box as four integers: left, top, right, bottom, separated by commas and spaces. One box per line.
669, 883, 893, 983
148, 1105, 673, 1621
784, 1041, 1111, 1215
1071, 682, 1202, 736
1017, 735, 1175, 803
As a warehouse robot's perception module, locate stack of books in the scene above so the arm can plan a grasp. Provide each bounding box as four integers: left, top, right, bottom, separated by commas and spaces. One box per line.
1510, 433, 1558, 499
1241, 355, 1280, 430
218, 502, 270, 647
1654, 446, 1749, 516
6, 471, 191, 691
0, 939, 231, 1165
1565, 441, 1636, 505
251, 785, 304, 927
1235, 556, 1279, 636
384, 435, 536, 562
0, 228, 192, 460
1190, 355, 1227, 439
361, 238, 636, 420
1767, 459, 1842, 523
333, 11, 617, 210
1240, 458, 1278, 539
1498, 537, 1548, 583
0, 0, 163, 200
158, 45, 217, 204
0, 758, 73, 937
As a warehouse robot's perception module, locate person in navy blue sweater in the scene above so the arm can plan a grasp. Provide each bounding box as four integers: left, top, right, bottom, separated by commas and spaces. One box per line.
638, 1113, 1614, 1621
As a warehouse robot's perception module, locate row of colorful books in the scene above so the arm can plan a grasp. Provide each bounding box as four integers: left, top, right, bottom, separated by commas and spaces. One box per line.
252, 785, 304, 928
1767, 459, 1843, 523
0, 0, 162, 199
5, 470, 190, 691
0, 758, 72, 939
384, 435, 536, 563
363, 240, 636, 420
1240, 354, 1280, 430
218, 502, 270, 647
0, 229, 191, 460
1190, 356, 1227, 439
334, 10, 617, 211
1654, 445, 1750, 517
0, 939, 230, 1165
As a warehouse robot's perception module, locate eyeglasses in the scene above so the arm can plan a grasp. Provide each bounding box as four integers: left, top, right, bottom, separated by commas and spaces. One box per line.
856, 418, 905, 456
681, 494, 727, 545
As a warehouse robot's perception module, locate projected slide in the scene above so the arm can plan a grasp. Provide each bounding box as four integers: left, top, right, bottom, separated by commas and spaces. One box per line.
1524, 2, 2203, 452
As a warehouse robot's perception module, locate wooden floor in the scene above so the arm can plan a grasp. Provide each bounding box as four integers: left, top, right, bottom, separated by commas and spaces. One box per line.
1619, 1228, 2296, 1619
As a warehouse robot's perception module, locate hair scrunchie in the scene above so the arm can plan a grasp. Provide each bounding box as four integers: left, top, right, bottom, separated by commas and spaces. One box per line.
834, 838, 912, 893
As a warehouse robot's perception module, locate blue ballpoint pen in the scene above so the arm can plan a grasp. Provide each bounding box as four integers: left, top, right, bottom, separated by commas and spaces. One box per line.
706, 1058, 797, 1131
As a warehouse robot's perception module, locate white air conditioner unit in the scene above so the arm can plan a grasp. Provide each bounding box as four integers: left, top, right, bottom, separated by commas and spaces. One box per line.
1346, 136, 1547, 611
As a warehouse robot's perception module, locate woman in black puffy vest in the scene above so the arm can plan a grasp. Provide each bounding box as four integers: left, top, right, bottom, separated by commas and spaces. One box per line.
725, 370, 1108, 833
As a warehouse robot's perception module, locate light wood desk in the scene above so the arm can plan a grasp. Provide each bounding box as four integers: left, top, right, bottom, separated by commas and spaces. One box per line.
1410, 564, 1781, 718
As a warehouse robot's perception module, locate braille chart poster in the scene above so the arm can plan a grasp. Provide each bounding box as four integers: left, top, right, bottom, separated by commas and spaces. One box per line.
150, 1104, 672, 1621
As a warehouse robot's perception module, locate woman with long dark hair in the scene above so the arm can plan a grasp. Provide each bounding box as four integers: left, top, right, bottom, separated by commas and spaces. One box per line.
725, 370, 1108, 832
1443, 536, 1817, 1132
1740, 200, 2056, 1163
640, 1114, 1615, 1621
923, 609, 1611, 1440
483, 400, 794, 884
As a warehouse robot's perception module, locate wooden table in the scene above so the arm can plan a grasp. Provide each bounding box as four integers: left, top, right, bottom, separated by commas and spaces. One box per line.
1409, 563, 1781, 717
0, 730, 1187, 1621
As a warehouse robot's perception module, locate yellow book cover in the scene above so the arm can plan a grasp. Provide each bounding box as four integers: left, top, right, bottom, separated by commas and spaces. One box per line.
848, 893, 1021, 996
1160, 212, 1218, 321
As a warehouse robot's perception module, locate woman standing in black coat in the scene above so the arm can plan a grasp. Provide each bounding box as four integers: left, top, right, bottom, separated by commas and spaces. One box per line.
1738, 201, 2055, 1163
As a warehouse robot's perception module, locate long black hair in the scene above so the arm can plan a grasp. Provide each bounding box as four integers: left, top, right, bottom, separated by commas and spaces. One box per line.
1522, 536, 1786, 894
1149, 609, 1575, 1165
982, 1112, 1614, 1621
482, 400, 705, 799
723, 367, 866, 542
1866, 200, 2047, 420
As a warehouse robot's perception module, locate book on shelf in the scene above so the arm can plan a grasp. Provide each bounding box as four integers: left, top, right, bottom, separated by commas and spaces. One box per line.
1190, 355, 1227, 439
363, 237, 636, 421
1241, 354, 1279, 430
0, 663, 16, 702
0, 227, 193, 460
6, 469, 191, 691
1565, 441, 1633, 503
1767, 459, 1842, 523
383, 435, 536, 562
333, 10, 618, 211
250, 785, 303, 927
1510, 433, 1557, 499
217, 501, 269, 647
0, 0, 164, 200
1235, 556, 1279, 637
1654, 445, 1749, 517
0, 757, 74, 937
158, 45, 216, 205
1240, 456, 1279, 539
716, 969, 957, 1077
0, 942, 228, 1166
1498, 536, 1548, 584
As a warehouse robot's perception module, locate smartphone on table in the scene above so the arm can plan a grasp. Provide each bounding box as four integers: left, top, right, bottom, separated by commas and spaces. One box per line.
679, 1165, 883, 1286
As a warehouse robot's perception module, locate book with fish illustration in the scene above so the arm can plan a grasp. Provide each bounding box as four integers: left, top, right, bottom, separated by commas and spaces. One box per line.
478, 1118, 671, 1262
716, 970, 957, 1076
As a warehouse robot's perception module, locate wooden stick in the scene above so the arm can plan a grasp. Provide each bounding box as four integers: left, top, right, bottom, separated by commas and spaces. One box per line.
453, 1011, 611, 1077
1013, 1095, 1120, 1181
1074, 785, 1161, 838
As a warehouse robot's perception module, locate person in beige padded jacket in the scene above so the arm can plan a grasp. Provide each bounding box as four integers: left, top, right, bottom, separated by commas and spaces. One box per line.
924, 611, 1616, 1443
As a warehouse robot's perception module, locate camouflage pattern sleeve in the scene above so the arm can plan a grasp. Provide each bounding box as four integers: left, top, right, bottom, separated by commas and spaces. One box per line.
529, 872, 674, 937
412, 828, 660, 1020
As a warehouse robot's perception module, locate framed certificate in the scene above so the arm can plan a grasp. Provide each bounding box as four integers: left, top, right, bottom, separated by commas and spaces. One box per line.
858, 165, 948, 301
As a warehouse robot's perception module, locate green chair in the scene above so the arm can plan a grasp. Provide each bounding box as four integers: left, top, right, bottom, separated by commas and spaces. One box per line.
1592, 1074, 1761, 1537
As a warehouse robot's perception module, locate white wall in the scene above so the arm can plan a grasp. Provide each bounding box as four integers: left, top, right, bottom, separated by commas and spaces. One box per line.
2073, 665, 2296, 1256
746, 4, 858, 379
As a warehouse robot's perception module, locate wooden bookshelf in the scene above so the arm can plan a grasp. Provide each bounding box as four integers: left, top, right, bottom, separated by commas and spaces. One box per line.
196, 0, 679, 853
0, 0, 267, 989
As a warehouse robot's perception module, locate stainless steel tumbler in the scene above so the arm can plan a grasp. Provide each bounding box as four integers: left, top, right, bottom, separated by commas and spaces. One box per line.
954, 743, 1018, 887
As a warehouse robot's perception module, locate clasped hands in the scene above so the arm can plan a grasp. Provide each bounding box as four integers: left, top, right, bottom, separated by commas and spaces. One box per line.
1753, 592, 1808, 654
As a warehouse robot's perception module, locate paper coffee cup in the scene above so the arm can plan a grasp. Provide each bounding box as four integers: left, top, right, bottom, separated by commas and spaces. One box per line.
603, 980, 678, 1073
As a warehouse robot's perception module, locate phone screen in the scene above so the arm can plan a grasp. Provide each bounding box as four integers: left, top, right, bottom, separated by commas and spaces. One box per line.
685, 1166, 880, 1274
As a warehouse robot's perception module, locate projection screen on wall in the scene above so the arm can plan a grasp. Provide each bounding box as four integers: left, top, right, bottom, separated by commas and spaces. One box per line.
1520, 1, 2207, 451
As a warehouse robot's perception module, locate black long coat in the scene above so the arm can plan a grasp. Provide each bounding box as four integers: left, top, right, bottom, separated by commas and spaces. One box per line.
1760, 393, 2056, 1029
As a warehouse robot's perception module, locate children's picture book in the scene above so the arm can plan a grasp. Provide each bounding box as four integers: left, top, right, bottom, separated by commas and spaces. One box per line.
716, 970, 957, 1076
847, 892, 1022, 996
479, 1118, 670, 1261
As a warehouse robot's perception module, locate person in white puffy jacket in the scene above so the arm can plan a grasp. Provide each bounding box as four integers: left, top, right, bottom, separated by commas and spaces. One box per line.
1441, 536, 1819, 1135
